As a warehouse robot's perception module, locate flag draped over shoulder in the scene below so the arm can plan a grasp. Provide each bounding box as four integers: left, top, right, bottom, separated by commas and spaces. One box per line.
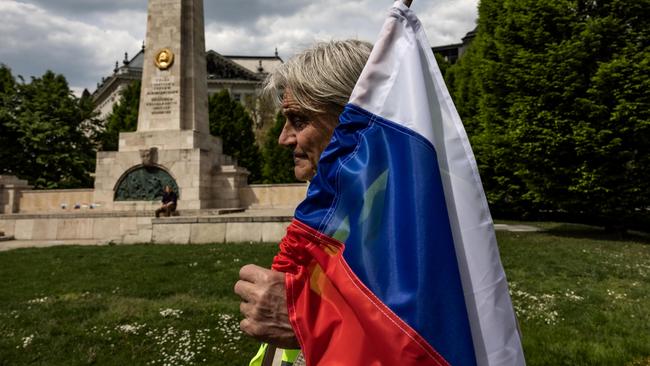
272, 2, 525, 365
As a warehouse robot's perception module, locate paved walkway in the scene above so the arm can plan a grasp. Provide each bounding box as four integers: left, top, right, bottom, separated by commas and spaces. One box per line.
493, 224, 543, 232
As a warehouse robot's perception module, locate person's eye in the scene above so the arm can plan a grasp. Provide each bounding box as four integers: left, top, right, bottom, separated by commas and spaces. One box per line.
290, 115, 308, 130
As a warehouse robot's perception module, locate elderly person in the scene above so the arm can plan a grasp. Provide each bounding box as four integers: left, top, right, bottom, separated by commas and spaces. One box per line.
234, 40, 372, 360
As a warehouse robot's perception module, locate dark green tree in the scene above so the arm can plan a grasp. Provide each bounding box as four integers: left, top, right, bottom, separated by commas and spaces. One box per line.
98, 80, 140, 151
434, 54, 451, 80
446, 0, 650, 228
11, 71, 96, 188
0, 65, 21, 175
78, 88, 103, 144
261, 113, 297, 184
208, 90, 263, 183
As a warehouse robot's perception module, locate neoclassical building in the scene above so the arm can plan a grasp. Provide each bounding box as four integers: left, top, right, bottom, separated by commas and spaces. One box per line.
94, 28, 475, 123
431, 27, 477, 64
92, 45, 283, 123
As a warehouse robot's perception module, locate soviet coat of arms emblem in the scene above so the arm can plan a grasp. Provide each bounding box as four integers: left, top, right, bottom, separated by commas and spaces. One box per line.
154, 48, 174, 70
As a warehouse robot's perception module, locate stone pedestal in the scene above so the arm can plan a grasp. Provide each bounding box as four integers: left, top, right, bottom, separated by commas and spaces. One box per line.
0, 175, 32, 214
93, 0, 249, 210
94, 134, 248, 210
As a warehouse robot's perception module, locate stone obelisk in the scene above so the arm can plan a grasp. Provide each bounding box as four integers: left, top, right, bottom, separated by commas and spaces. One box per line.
93, 0, 248, 211
137, 0, 208, 135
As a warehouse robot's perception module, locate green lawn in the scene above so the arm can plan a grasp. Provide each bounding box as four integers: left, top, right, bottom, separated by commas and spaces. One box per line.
498, 224, 650, 366
0, 223, 649, 365
0, 243, 275, 365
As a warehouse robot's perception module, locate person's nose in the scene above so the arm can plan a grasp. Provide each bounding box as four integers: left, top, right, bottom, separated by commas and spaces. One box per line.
278, 122, 296, 147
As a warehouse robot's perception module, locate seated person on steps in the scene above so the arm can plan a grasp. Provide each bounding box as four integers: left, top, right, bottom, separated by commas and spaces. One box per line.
155, 185, 177, 217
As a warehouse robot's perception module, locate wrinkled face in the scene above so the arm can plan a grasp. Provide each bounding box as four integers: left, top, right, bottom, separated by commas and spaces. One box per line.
279, 89, 339, 181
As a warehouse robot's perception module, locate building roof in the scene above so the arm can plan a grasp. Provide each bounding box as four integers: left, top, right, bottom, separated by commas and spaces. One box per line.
431, 43, 463, 53
430, 27, 478, 63
223, 54, 283, 75
206, 50, 262, 81
92, 47, 282, 99
462, 27, 478, 43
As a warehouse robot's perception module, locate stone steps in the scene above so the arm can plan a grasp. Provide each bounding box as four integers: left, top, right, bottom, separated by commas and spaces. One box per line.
0, 208, 296, 244
0, 208, 245, 220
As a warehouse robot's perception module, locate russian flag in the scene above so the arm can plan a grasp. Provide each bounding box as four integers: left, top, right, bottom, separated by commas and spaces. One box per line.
272, 2, 525, 365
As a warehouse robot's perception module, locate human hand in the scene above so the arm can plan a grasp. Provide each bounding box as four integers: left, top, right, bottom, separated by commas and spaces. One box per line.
234, 264, 299, 349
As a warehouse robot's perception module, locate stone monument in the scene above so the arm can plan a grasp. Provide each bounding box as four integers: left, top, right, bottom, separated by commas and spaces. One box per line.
94, 0, 248, 211
0, 176, 32, 214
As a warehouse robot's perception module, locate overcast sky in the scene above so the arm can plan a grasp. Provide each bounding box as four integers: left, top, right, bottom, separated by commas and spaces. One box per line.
0, 0, 478, 95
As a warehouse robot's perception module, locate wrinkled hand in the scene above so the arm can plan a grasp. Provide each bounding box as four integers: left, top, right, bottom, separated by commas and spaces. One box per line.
234, 264, 299, 349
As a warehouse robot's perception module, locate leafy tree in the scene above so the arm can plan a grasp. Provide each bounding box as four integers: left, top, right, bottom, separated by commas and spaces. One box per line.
446, 0, 650, 229
10, 71, 96, 188
78, 88, 103, 144
98, 81, 140, 151
434, 54, 451, 80
243, 92, 277, 136
208, 90, 263, 183
261, 113, 297, 184
0, 65, 21, 175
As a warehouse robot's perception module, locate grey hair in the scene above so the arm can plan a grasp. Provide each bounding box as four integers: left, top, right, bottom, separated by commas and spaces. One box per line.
263, 39, 372, 115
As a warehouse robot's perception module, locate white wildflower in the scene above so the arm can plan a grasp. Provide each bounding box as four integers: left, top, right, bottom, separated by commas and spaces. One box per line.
27, 297, 49, 304
22, 334, 34, 348
564, 290, 584, 302
510, 288, 560, 325
159, 308, 183, 318
606, 289, 627, 300
116, 323, 146, 334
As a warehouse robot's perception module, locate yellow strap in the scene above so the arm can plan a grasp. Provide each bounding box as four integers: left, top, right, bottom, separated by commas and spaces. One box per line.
249, 343, 268, 366
281, 349, 301, 362
249, 344, 301, 366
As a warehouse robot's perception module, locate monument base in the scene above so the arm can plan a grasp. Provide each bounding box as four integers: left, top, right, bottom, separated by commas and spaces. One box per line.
94, 131, 248, 210
118, 130, 220, 152
0, 176, 32, 214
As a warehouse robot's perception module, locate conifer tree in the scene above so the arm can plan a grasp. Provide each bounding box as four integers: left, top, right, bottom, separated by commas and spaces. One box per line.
98, 81, 140, 151
446, 0, 650, 228
208, 90, 263, 183
261, 113, 297, 184
0, 65, 20, 175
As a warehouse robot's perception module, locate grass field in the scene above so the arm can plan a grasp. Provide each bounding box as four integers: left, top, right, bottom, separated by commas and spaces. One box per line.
0, 223, 649, 365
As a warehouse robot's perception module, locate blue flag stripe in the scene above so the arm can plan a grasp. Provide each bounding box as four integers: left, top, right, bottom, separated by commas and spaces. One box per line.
296, 103, 477, 366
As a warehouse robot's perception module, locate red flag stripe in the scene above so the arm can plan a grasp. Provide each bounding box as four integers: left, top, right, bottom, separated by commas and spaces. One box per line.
274, 219, 451, 366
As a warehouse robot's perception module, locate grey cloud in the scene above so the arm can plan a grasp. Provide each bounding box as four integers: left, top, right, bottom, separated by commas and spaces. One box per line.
20, 0, 309, 26
0, 2, 140, 91
204, 0, 309, 25
1, 0, 477, 94
16, 0, 145, 16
